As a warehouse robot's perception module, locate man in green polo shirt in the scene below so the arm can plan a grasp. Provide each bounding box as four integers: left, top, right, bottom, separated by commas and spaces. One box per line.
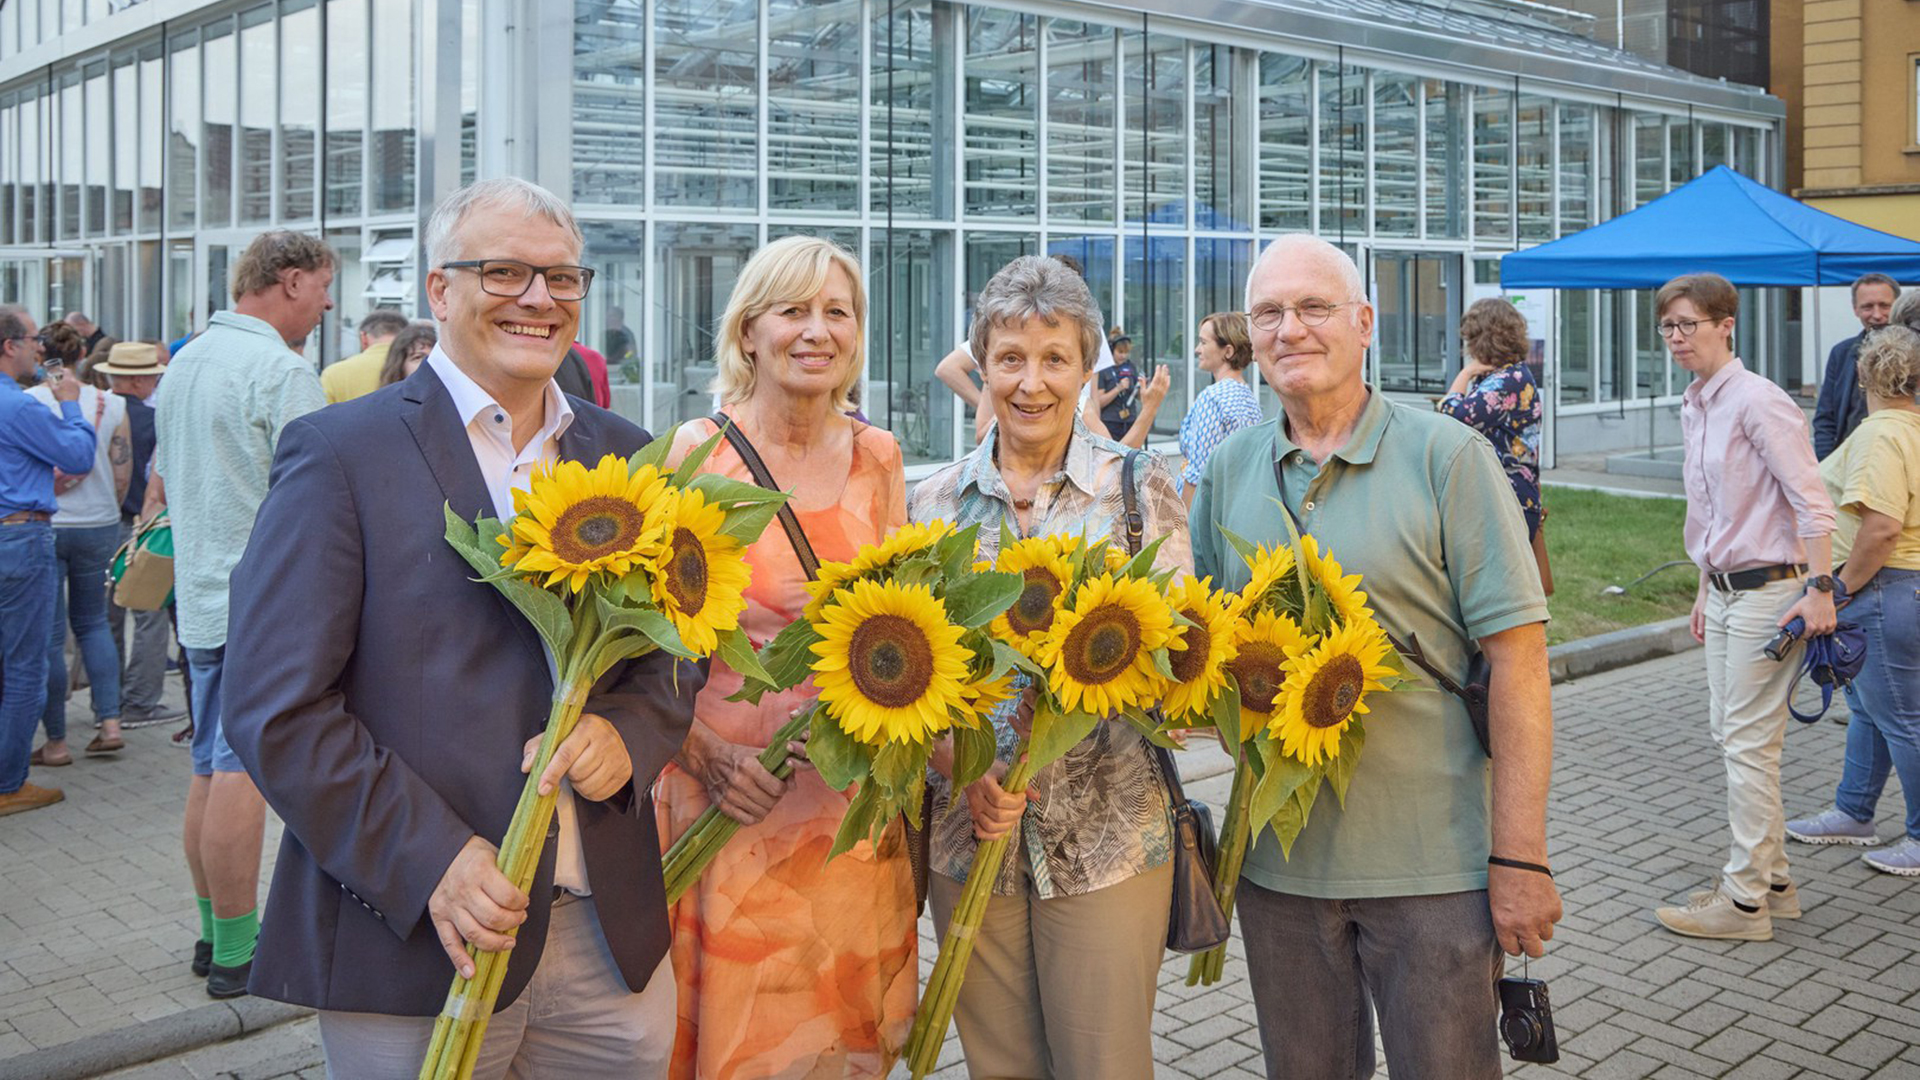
1189, 235, 1560, 1078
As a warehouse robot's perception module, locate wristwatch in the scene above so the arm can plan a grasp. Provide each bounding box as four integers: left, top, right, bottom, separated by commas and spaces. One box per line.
1808, 574, 1837, 594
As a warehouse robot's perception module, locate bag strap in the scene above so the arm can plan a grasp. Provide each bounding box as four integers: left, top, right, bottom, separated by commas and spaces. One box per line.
709, 413, 820, 582
1787, 641, 1842, 724
1121, 449, 1193, 802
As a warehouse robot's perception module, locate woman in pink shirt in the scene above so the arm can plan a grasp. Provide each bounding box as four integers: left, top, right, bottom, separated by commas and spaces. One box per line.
1654, 272, 1837, 944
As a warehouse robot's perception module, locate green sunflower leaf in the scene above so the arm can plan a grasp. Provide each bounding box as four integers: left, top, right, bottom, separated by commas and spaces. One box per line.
998, 517, 1020, 562
1324, 721, 1366, 808
628, 423, 680, 476
950, 722, 999, 788
808, 705, 870, 792
1025, 705, 1100, 771
989, 639, 1040, 681
1211, 677, 1244, 765
713, 626, 774, 686
446, 506, 577, 654
673, 424, 733, 489
936, 522, 984, 580
870, 740, 919, 792
1119, 706, 1179, 748
1246, 745, 1313, 844
942, 570, 1024, 629
828, 780, 880, 860
727, 616, 822, 702
1217, 524, 1259, 566
1267, 792, 1307, 859
1121, 534, 1167, 579
595, 596, 695, 659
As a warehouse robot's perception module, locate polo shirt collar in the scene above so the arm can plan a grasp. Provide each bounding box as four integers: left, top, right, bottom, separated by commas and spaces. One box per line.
426, 344, 575, 441
1271, 386, 1392, 466
1683, 356, 1747, 409
208, 309, 288, 345
960, 418, 1104, 502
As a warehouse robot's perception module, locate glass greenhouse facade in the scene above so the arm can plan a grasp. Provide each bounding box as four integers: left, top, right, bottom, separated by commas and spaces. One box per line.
0, 0, 1786, 470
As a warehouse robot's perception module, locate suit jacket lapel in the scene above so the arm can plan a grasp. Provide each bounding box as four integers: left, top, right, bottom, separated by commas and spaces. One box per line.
557, 411, 595, 468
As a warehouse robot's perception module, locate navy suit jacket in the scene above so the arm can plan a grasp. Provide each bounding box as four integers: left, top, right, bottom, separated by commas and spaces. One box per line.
223, 361, 701, 1015
1813, 332, 1869, 460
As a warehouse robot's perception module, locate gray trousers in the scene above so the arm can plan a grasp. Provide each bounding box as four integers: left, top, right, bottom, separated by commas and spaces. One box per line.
108, 516, 171, 712
1239, 881, 1504, 1080
317, 895, 675, 1080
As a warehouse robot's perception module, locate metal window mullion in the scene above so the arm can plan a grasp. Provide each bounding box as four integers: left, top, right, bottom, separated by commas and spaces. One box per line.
1306, 61, 1318, 235
756, 0, 768, 225
639, 0, 655, 429
1183, 41, 1195, 407
1415, 73, 1426, 240
859, 0, 871, 417
1508, 83, 1517, 246
1036, 16, 1047, 230
1462, 83, 1472, 244
950, 9, 967, 461
1363, 68, 1375, 240
1549, 103, 1560, 239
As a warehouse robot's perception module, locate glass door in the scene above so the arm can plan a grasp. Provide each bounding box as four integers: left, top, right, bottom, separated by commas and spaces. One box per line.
1368, 249, 1461, 396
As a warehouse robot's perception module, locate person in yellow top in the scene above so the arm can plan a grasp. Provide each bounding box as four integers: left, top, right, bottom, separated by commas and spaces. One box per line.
1786, 324, 1920, 876
318, 309, 409, 403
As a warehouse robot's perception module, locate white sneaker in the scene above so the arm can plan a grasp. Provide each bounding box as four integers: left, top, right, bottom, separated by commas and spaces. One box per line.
1690, 880, 1799, 919
1656, 889, 1772, 941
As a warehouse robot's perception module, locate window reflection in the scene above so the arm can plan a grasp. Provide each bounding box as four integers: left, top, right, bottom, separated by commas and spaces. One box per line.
1472, 85, 1512, 241
1047, 19, 1115, 226
653, 221, 756, 432
1373, 71, 1418, 238
281, 0, 318, 222
202, 20, 233, 228
238, 6, 274, 224
1259, 53, 1310, 232
871, 229, 956, 464
870, 0, 948, 220
325, 0, 363, 217
572, 0, 643, 206
768, 0, 860, 214
654, 0, 756, 209
965, 8, 1037, 221
370, 0, 414, 213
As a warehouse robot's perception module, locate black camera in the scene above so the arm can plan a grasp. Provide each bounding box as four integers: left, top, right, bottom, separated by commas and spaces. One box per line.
1498, 977, 1559, 1064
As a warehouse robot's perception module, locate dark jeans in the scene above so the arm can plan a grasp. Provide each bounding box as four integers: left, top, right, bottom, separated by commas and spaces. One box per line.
1835, 568, 1920, 840
1, 522, 58, 794
1239, 880, 1504, 1080
42, 522, 123, 739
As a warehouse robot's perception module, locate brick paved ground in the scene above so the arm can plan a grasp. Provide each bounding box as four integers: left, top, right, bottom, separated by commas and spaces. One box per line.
12, 649, 1919, 1079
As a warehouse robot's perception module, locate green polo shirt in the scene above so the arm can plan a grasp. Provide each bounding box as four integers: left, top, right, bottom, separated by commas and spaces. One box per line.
1189, 388, 1547, 899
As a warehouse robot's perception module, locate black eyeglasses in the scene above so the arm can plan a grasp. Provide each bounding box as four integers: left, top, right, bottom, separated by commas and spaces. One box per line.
441, 259, 595, 302
1249, 300, 1349, 331
1657, 318, 1710, 338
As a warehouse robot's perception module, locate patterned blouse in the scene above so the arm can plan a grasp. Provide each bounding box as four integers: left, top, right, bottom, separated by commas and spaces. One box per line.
1178, 377, 1265, 493
1439, 363, 1544, 537
908, 419, 1194, 898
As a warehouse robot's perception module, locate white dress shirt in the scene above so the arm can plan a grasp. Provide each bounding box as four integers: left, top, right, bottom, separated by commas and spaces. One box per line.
427, 346, 593, 895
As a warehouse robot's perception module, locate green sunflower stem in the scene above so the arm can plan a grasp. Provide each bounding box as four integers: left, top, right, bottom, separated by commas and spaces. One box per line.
1188, 754, 1256, 987
660, 705, 815, 906
418, 674, 593, 1080
904, 752, 1038, 1079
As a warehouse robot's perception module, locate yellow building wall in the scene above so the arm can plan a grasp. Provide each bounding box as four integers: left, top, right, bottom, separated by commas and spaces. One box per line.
1801, 195, 1920, 240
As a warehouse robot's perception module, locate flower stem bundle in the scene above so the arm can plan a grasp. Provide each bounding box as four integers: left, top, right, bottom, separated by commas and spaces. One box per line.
660, 704, 814, 905
418, 428, 787, 1080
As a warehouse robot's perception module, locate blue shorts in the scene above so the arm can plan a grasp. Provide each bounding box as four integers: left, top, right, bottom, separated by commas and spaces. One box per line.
185, 645, 244, 776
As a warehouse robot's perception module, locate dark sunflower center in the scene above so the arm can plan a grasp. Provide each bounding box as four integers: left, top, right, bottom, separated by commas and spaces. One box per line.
848, 614, 935, 708
1061, 604, 1143, 685
1006, 569, 1061, 635
1302, 654, 1365, 728
665, 528, 709, 614
1167, 607, 1212, 684
552, 496, 645, 563
1227, 641, 1286, 714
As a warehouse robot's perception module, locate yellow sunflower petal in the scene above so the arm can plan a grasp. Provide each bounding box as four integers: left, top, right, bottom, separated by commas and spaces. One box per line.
1267, 617, 1396, 766
989, 535, 1077, 657
648, 488, 751, 656
809, 579, 972, 747
499, 452, 669, 594
1035, 573, 1177, 718
1162, 575, 1242, 723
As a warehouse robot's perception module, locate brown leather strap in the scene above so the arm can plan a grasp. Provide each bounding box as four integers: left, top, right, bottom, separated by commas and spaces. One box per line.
710, 413, 819, 581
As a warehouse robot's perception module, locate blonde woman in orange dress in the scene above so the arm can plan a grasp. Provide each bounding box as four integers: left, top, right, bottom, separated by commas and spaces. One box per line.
657, 235, 914, 1079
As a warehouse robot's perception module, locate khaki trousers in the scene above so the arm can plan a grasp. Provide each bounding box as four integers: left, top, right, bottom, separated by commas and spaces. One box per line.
317, 895, 675, 1080
930, 859, 1171, 1080
1702, 577, 1803, 907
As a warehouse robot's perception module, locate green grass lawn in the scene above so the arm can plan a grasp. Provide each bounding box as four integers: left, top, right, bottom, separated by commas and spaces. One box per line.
1542, 488, 1697, 645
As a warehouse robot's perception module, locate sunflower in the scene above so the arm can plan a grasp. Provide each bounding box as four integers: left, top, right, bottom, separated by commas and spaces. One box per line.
989, 536, 1077, 655
501, 454, 671, 594
1036, 573, 1178, 717
1161, 576, 1241, 723
810, 579, 973, 746
1223, 608, 1310, 742
1237, 543, 1302, 620
1300, 535, 1373, 628
1269, 617, 1396, 766
804, 520, 953, 621
957, 670, 1018, 727
647, 487, 753, 655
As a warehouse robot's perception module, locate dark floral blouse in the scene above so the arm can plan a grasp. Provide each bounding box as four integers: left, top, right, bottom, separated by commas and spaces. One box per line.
1439, 362, 1544, 537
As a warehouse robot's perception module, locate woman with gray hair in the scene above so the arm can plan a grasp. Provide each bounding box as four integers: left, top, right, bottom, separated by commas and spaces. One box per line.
1891, 288, 1920, 333
653, 235, 917, 1078
1787, 324, 1920, 876
907, 254, 1190, 1079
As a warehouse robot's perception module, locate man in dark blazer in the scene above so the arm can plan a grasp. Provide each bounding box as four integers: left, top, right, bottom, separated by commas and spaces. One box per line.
223, 178, 698, 1078
1813, 273, 1899, 460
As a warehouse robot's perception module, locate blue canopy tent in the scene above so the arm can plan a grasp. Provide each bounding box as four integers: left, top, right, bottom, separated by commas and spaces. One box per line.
1500, 166, 1920, 288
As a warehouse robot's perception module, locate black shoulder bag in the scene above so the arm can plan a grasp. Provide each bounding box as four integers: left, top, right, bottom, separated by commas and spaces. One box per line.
1269, 458, 1494, 757
709, 414, 934, 915
1123, 451, 1232, 954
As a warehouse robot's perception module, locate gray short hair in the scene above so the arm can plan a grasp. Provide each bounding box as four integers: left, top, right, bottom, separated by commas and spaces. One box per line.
1858, 324, 1920, 402
357, 309, 411, 340
968, 255, 1103, 371
1891, 289, 1920, 333
1246, 234, 1367, 311
424, 177, 582, 268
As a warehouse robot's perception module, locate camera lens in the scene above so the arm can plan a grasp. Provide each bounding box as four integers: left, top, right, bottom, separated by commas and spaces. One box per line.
1501, 1011, 1541, 1051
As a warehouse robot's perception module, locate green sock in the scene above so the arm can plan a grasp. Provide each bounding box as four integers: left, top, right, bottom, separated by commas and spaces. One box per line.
196, 896, 214, 945
211, 909, 259, 969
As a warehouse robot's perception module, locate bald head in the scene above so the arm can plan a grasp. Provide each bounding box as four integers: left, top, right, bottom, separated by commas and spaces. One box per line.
1246, 235, 1366, 311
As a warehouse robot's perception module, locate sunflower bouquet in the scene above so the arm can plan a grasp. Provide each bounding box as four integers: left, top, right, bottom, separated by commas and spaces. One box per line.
420, 431, 787, 1080
903, 526, 1185, 1079
660, 520, 1026, 905
1180, 521, 1421, 986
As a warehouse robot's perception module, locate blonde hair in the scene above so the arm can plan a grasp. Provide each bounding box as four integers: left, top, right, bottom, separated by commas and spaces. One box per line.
1857, 325, 1920, 402
710, 235, 866, 411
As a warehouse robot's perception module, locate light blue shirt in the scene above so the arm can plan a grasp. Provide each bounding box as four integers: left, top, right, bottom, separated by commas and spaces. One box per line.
153, 311, 326, 648
0, 378, 95, 515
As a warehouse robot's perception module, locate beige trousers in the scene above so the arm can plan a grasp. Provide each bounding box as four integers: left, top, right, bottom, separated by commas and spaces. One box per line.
317, 895, 675, 1080
930, 859, 1172, 1080
1703, 577, 1803, 907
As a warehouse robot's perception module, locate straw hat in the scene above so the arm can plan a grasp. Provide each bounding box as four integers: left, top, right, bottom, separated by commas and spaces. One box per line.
94, 342, 164, 376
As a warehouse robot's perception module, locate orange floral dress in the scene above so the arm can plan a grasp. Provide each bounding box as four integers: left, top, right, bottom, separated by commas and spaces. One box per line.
656, 416, 915, 1080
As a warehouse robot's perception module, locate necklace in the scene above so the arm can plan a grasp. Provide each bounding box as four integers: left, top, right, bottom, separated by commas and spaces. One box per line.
1012, 496, 1034, 511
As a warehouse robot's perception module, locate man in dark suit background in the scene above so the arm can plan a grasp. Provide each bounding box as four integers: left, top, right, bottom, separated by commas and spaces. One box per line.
223, 177, 698, 1078
1813, 273, 1900, 460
